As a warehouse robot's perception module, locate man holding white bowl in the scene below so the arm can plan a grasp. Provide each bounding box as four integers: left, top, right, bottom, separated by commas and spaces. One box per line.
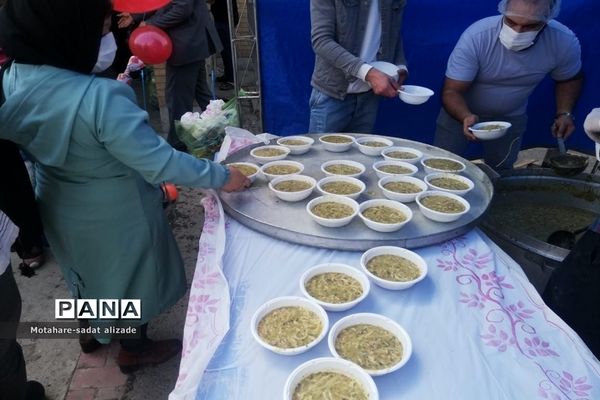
433, 0, 583, 170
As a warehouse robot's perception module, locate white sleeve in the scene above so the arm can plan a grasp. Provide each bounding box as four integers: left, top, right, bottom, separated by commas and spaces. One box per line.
584, 108, 600, 142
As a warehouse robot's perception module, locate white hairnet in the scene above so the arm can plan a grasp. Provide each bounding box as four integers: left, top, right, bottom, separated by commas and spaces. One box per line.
498, 0, 561, 22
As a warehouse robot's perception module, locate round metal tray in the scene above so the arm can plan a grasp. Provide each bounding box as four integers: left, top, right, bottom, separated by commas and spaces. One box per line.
219, 134, 494, 251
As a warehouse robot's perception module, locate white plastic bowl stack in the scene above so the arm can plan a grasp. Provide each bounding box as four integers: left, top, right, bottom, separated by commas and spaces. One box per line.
250, 145, 291, 164
360, 246, 428, 290
321, 160, 366, 178
468, 121, 512, 140
327, 313, 413, 376
358, 199, 413, 233
268, 175, 316, 202
283, 357, 379, 400
306, 195, 359, 228
250, 296, 329, 356
260, 160, 304, 181
378, 176, 427, 202
354, 136, 394, 156
318, 134, 355, 152
299, 263, 370, 312
372, 160, 418, 179
381, 146, 423, 164
226, 161, 260, 183
398, 85, 434, 105
424, 173, 474, 196
276, 136, 315, 155
420, 156, 466, 174
416, 190, 471, 223
317, 176, 366, 200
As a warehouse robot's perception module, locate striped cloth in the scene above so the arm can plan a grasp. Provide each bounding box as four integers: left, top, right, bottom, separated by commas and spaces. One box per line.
0, 211, 18, 274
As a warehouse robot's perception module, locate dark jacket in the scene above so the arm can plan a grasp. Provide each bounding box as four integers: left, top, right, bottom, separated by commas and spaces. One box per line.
147, 0, 223, 66
310, 0, 407, 100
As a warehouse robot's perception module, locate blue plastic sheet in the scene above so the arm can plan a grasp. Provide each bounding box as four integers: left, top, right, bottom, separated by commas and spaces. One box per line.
257, 0, 600, 154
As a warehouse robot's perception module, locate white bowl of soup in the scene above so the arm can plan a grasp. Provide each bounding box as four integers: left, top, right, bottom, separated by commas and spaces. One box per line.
276, 136, 315, 155
378, 176, 427, 202
318, 134, 355, 152
328, 313, 413, 376
306, 195, 359, 228
250, 145, 290, 164
226, 162, 260, 183
358, 199, 413, 233
260, 160, 304, 181
416, 190, 471, 223
381, 146, 423, 164
420, 156, 466, 174
283, 357, 378, 400
250, 296, 329, 356
397, 85, 434, 105
317, 176, 366, 200
269, 175, 316, 202
360, 246, 428, 290
321, 160, 366, 178
372, 160, 418, 179
354, 136, 393, 156
424, 173, 474, 196
468, 121, 511, 140
300, 263, 370, 312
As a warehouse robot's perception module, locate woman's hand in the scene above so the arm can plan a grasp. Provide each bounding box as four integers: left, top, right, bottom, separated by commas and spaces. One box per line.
221, 167, 251, 192
117, 13, 134, 29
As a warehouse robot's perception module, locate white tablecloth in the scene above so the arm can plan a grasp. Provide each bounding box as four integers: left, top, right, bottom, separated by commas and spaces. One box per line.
169, 192, 600, 400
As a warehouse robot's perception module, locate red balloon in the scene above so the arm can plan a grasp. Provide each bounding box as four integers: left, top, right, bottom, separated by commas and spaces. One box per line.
113, 0, 170, 13
128, 26, 173, 65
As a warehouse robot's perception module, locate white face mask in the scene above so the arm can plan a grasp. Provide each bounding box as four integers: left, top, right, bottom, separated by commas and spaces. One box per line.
499, 22, 540, 52
92, 32, 117, 73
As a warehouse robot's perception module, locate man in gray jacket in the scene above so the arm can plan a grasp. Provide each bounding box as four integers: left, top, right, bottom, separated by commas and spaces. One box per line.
309, 0, 408, 134
120, 0, 223, 151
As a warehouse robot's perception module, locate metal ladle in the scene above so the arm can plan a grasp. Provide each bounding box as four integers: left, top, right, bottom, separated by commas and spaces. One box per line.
548, 137, 589, 176
546, 226, 588, 249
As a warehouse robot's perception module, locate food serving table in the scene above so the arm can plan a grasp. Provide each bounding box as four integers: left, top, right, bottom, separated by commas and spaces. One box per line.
219, 134, 494, 250
168, 135, 600, 400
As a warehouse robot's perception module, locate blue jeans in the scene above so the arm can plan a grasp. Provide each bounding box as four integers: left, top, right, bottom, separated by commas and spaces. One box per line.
433, 109, 528, 170
308, 88, 380, 133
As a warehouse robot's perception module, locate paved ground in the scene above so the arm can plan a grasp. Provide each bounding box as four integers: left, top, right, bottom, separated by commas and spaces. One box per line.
13, 185, 206, 400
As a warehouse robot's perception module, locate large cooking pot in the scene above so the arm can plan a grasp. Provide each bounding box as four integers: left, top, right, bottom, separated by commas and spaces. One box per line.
479, 166, 600, 292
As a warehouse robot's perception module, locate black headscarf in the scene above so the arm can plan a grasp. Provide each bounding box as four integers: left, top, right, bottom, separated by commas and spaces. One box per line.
0, 0, 111, 74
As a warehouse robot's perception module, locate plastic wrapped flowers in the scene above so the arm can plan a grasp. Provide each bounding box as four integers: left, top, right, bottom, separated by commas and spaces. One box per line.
175, 97, 239, 159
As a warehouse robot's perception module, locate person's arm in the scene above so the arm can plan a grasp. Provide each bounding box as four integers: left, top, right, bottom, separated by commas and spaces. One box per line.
89, 80, 248, 191
310, 0, 397, 97
310, 0, 363, 79
392, 0, 408, 85
552, 71, 584, 139
441, 78, 478, 141
145, 0, 194, 29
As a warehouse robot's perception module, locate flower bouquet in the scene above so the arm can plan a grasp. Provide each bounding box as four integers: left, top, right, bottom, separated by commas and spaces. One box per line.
175, 97, 239, 159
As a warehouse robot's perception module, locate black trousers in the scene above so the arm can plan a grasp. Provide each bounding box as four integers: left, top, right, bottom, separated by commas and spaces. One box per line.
543, 229, 600, 357
166, 60, 212, 150
0, 140, 44, 259
0, 266, 27, 399
215, 20, 234, 82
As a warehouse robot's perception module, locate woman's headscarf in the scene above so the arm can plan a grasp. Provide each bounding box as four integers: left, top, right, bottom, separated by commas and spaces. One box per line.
0, 0, 111, 73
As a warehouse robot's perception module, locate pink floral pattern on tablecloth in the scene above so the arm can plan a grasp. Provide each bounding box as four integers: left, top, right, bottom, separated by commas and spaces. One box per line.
171, 194, 230, 400
437, 235, 593, 400
171, 133, 265, 400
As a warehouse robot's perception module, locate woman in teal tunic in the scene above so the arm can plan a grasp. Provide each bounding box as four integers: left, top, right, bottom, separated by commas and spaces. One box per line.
0, 0, 249, 371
